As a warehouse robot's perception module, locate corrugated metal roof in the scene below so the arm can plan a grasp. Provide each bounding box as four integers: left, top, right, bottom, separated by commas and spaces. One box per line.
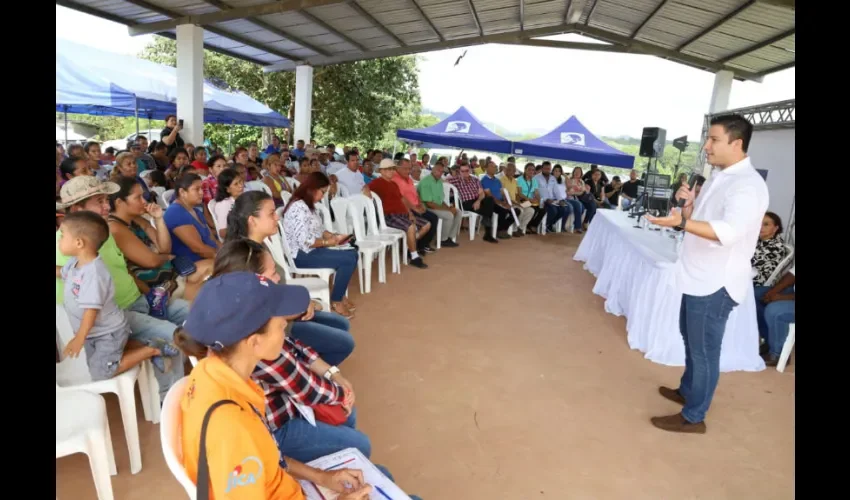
56, 0, 794, 79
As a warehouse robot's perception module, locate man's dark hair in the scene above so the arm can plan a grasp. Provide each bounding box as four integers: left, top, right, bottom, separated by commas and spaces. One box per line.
60, 157, 86, 179
709, 113, 753, 152
542, 161, 551, 168
345, 150, 359, 162
165, 114, 177, 124
327, 143, 335, 150
612, 176, 621, 182
590, 164, 598, 170
394, 152, 405, 162
62, 211, 110, 250
105, 147, 116, 155
84, 141, 100, 154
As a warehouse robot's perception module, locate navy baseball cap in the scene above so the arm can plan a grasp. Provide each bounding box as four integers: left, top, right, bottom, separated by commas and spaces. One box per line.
183, 272, 310, 351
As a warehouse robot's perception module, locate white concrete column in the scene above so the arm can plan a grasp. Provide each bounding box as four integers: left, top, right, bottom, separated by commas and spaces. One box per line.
707, 70, 733, 114
702, 70, 735, 176
294, 65, 314, 145
176, 24, 205, 146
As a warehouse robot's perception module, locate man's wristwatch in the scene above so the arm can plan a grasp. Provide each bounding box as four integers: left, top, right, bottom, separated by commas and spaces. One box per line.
324, 366, 340, 380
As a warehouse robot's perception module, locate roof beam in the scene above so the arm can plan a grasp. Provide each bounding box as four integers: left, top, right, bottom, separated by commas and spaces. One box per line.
127, 0, 347, 36
563, 0, 572, 23
265, 23, 577, 71
504, 39, 634, 54
757, 60, 795, 77
584, 0, 600, 25
717, 28, 795, 63
467, 0, 484, 37
676, 0, 756, 52
199, 0, 330, 56
574, 24, 763, 81
121, 0, 305, 62
348, 0, 406, 47
409, 0, 445, 42
156, 31, 268, 66
298, 8, 368, 52
630, 0, 668, 39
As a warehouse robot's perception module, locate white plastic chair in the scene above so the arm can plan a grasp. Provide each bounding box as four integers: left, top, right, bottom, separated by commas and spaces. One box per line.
274, 208, 337, 286
287, 177, 300, 191
314, 202, 335, 232
207, 199, 225, 242
56, 389, 116, 500
444, 183, 480, 242
332, 196, 387, 294
246, 180, 273, 196
363, 194, 404, 273
55, 306, 153, 474
764, 244, 795, 287
161, 189, 175, 209
279, 190, 292, 206
369, 194, 408, 268
350, 194, 396, 272
160, 377, 197, 499
777, 323, 795, 373
264, 226, 331, 310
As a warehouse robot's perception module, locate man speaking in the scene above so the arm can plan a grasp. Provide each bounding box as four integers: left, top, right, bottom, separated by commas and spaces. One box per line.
646, 114, 768, 434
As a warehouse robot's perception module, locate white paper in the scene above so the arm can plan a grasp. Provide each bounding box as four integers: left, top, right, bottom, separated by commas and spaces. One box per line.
292, 401, 317, 427
298, 448, 412, 500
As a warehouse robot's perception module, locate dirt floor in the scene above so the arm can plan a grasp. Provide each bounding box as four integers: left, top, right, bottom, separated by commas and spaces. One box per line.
56, 231, 795, 499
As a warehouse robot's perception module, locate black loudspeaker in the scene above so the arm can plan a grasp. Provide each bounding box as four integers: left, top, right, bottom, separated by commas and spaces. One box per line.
639, 127, 667, 158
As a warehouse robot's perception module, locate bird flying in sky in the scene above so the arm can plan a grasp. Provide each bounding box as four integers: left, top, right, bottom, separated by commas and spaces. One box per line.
454, 49, 468, 67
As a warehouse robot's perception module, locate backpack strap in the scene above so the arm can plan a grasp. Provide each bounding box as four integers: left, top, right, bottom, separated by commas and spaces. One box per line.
196, 399, 241, 500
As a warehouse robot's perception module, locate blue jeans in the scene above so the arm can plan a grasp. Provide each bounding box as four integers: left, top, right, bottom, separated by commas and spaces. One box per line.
678, 287, 738, 423
289, 311, 354, 366
621, 198, 634, 210
294, 248, 358, 302
564, 199, 583, 229
125, 295, 189, 401
543, 203, 568, 231
753, 285, 795, 356
274, 407, 372, 463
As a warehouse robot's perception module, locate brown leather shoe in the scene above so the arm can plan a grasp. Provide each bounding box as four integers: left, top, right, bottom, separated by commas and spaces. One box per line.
650, 413, 706, 434
659, 386, 686, 405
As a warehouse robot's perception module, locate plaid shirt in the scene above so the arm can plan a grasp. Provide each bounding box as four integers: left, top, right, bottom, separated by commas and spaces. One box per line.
252, 338, 345, 430
448, 175, 482, 202
201, 175, 218, 205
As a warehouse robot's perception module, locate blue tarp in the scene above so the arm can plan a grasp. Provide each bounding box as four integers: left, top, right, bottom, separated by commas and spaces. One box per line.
512, 116, 635, 169
56, 39, 290, 127
396, 106, 513, 154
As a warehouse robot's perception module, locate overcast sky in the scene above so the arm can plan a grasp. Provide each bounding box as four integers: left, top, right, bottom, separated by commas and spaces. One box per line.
56, 5, 794, 140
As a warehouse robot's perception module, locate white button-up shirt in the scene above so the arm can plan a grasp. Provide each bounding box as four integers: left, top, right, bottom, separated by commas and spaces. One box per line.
677, 156, 769, 304
334, 166, 365, 197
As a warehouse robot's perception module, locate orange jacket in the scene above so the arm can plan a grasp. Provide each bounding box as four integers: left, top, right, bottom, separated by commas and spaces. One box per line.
181, 356, 304, 500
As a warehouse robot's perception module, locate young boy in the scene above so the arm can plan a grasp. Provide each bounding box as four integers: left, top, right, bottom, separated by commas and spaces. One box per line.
57, 211, 164, 380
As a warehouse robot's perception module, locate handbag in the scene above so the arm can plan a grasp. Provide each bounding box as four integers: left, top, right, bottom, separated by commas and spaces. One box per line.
312, 404, 348, 426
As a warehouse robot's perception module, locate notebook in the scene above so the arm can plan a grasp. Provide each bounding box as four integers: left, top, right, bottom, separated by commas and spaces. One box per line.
298, 448, 412, 500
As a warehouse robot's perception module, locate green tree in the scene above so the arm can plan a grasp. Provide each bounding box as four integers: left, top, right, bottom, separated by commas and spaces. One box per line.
137, 37, 421, 150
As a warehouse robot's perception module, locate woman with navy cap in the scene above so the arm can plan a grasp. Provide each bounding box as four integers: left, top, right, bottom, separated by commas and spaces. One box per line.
175, 272, 371, 500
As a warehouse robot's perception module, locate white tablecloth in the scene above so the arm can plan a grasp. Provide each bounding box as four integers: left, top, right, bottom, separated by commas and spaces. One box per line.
574, 210, 765, 372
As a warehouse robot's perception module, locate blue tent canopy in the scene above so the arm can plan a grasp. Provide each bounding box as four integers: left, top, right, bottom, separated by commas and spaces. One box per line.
512, 116, 635, 169
56, 39, 290, 127
396, 106, 513, 154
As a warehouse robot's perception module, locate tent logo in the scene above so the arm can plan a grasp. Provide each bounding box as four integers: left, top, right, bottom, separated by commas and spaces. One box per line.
560, 132, 585, 145
445, 121, 471, 134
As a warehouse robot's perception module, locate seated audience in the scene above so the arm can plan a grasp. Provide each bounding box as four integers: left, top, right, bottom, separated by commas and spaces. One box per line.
333, 151, 371, 197
268, 179, 360, 316
201, 154, 229, 229
59, 156, 92, 183
517, 163, 544, 233
111, 152, 155, 203
190, 147, 208, 175
552, 165, 584, 232
369, 160, 432, 267
480, 161, 516, 239
212, 168, 245, 240
534, 162, 568, 233
164, 174, 220, 263
753, 264, 795, 367
568, 166, 596, 227
108, 176, 212, 302
601, 175, 623, 209
165, 148, 191, 188
85, 142, 109, 181
752, 212, 788, 286
393, 158, 441, 251
500, 163, 534, 235
449, 161, 500, 243
57, 211, 169, 379
620, 169, 643, 210
582, 164, 609, 185
263, 153, 293, 207
56, 176, 187, 401
417, 162, 463, 246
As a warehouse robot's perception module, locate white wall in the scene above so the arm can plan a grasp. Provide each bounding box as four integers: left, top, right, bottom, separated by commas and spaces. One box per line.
747, 128, 795, 230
